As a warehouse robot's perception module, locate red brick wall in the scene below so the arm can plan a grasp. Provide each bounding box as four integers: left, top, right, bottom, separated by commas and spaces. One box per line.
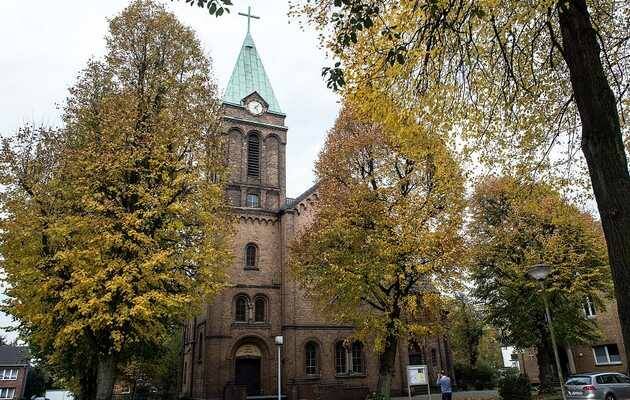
0, 366, 28, 399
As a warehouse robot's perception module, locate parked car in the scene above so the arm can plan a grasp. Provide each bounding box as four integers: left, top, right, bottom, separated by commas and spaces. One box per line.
566, 373, 630, 399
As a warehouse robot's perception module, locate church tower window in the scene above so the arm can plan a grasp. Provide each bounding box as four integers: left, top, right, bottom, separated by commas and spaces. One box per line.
246, 193, 260, 208
305, 342, 319, 375
247, 134, 261, 177
245, 244, 258, 269
235, 296, 248, 322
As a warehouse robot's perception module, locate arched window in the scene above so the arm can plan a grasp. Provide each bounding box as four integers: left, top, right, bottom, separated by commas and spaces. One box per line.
335, 342, 347, 374
431, 348, 438, 367
409, 342, 424, 365
247, 134, 260, 177
305, 341, 319, 375
254, 297, 266, 322
351, 342, 364, 374
235, 296, 248, 322
245, 244, 257, 269
198, 332, 204, 362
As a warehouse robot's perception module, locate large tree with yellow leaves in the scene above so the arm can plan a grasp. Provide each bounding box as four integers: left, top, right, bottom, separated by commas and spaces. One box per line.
0, 2, 232, 399
470, 176, 611, 389
291, 0, 630, 366
291, 101, 465, 398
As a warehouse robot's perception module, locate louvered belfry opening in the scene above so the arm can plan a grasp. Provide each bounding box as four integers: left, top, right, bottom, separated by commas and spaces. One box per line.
247, 134, 260, 178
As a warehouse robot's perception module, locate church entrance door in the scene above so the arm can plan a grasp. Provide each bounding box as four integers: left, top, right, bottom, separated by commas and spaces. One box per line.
235, 358, 261, 396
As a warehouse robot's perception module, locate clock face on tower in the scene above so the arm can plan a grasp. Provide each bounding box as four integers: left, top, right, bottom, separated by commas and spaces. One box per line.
246, 100, 264, 116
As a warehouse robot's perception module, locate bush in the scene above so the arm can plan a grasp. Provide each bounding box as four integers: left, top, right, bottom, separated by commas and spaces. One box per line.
455, 362, 498, 390
498, 372, 531, 400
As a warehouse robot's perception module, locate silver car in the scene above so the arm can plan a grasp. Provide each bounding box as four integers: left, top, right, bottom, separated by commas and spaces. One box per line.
566, 373, 630, 400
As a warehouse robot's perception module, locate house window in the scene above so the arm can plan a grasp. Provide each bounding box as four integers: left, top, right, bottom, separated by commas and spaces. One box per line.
305, 341, 319, 375
235, 296, 248, 322
254, 297, 266, 322
351, 342, 364, 374
0, 388, 15, 399
247, 134, 260, 177
246, 193, 260, 208
583, 296, 597, 317
245, 244, 257, 268
593, 344, 622, 365
0, 369, 17, 380
335, 342, 347, 374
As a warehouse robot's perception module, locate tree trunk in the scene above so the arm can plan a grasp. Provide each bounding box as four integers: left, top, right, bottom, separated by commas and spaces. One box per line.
78, 364, 98, 400
376, 331, 398, 399
536, 340, 555, 393
558, 0, 630, 368
96, 354, 116, 400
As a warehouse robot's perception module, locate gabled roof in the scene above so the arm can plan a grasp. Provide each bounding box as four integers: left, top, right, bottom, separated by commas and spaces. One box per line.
0, 346, 29, 365
282, 183, 319, 211
223, 31, 283, 115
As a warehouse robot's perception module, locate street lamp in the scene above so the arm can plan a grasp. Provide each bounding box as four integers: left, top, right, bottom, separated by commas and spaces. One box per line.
275, 335, 283, 400
525, 264, 567, 400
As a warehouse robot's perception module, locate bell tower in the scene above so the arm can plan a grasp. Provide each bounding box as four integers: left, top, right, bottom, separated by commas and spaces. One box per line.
222, 7, 287, 211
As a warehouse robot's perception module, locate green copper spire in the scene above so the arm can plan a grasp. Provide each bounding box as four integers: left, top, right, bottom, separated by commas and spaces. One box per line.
223, 9, 283, 114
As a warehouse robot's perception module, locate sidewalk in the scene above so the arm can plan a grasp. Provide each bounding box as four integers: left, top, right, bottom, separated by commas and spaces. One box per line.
393, 390, 498, 400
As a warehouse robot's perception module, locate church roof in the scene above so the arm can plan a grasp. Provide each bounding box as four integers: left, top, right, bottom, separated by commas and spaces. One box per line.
223, 31, 283, 115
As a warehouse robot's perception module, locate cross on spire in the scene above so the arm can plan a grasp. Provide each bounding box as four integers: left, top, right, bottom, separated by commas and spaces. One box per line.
238, 6, 260, 33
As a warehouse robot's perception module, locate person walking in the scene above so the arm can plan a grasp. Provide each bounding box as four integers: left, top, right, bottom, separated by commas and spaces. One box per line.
436, 370, 452, 400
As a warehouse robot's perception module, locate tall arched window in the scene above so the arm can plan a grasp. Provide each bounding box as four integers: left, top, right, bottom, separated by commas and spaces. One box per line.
409, 342, 424, 365
431, 348, 438, 367
245, 244, 257, 269
254, 297, 266, 322
351, 342, 364, 374
247, 134, 260, 177
335, 342, 347, 374
305, 342, 319, 375
198, 332, 204, 362
235, 296, 248, 322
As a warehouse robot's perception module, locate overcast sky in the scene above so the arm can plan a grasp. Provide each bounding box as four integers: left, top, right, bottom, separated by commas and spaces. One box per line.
0, 0, 339, 342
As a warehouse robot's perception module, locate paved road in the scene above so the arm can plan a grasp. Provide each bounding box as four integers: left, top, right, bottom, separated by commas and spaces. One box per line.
393, 390, 498, 400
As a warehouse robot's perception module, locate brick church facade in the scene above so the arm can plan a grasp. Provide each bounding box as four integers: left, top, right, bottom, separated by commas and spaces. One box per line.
180, 18, 453, 400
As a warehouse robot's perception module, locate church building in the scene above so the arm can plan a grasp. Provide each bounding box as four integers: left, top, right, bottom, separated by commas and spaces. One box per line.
180, 11, 453, 400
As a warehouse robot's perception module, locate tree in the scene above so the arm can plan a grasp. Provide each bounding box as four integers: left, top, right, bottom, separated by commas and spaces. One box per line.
291, 0, 630, 365
469, 176, 611, 390
176, 0, 232, 16
291, 100, 465, 398
120, 331, 184, 400
23, 364, 51, 400
448, 295, 484, 368
0, 1, 232, 399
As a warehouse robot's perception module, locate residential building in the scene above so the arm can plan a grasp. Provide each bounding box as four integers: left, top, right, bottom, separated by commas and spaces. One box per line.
517, 298, 627, 383
0, 346, 29, 400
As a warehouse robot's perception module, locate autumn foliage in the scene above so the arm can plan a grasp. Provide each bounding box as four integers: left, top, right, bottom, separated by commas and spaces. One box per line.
469, 176, 611, 389
0, 1, 232, 398
291, 101, 465, 397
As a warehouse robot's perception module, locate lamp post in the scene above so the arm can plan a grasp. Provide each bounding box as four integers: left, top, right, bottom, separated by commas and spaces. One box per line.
525, 264, 567, 400
275, 335, 283, 400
